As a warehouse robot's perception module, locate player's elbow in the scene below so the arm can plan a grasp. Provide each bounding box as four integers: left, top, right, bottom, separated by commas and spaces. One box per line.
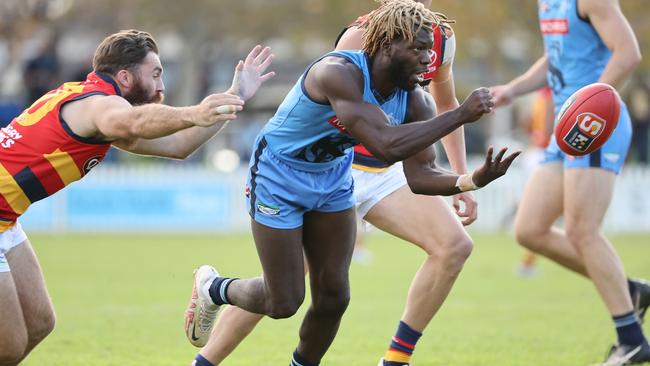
621, 48, 642, 73
369, 138, 403, 165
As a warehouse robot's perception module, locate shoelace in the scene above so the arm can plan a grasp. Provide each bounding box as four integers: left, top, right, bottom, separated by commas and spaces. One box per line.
198, 304, 218, 331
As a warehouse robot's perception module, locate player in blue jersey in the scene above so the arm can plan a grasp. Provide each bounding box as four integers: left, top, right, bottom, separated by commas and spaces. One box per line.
184, 2, 520, 366
491, 0, 650, 364
184, 1, 484, 365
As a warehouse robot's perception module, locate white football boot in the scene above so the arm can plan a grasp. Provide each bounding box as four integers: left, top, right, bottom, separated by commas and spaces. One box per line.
184, 265, 221, 347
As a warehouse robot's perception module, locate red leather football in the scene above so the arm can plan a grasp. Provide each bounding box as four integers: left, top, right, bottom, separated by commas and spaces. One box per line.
554, 83, 621, 156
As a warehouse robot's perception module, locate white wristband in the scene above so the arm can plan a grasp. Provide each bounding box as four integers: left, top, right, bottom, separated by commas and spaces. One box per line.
455, 173, 478, 192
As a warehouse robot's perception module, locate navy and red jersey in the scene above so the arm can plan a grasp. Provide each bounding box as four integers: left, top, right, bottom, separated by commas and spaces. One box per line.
0, 72, 117, 231
334, 14, 455, 172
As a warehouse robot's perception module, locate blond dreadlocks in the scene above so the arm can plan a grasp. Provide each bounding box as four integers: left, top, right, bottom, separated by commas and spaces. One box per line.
361, 0, 455, 57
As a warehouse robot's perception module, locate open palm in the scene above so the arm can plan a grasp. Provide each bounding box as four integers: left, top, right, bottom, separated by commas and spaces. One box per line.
229, 45, 275, 101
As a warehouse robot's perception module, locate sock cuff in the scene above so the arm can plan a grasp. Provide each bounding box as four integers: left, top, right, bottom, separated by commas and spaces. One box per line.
209, 277, 237, 305
396, 321, 422, 343
291, 350, 319, 366
194, 354, 215, 366
613, 311, 639, 327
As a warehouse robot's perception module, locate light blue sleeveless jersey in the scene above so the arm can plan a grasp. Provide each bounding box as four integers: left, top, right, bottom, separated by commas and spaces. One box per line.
538, 0, 632, 174
258, 50, 409, 172
539, 0, 611, 112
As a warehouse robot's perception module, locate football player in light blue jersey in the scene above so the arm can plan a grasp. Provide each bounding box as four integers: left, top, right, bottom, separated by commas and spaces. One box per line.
491, 0, 650, 364
184, 2, 520, 366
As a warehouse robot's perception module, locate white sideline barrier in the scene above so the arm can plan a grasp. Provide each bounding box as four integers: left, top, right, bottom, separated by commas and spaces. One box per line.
19, 164, 650, 233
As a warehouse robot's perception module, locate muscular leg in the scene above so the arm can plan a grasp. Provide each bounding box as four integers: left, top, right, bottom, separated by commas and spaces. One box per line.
298, 208, 356, 363
0, 239, 55, 366
563, 168, 633, 315
365, 187, 472, 331
225, 221, 305, 318
514, 163, 588, 276
199, 238, 310, 365
0, 271, 27, 366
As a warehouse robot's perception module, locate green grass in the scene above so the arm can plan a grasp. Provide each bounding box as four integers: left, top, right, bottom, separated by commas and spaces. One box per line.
22, 232, 650, 366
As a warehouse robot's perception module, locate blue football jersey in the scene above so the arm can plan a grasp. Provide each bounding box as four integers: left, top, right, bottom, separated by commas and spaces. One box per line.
258, 50, 409, 172
538, 0, 611, 112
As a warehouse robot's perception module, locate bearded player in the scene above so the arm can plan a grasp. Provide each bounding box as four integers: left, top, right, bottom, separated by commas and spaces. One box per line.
0, 30, 274, 365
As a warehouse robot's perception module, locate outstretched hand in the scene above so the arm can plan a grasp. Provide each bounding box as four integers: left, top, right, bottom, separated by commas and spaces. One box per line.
471, 146, 521, 187
229, 45, 275, 102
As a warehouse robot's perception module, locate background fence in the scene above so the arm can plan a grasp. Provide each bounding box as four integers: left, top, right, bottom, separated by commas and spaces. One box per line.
19, 163, 650, 233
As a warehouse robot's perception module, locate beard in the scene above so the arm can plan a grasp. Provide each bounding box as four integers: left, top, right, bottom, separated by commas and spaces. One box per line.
387, 58, 415, 91
123, 76, 163, 105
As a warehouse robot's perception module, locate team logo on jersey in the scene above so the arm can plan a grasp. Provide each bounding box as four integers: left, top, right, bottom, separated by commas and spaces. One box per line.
257, 202, 280, 216
83, 156, 102, 174
540, 19, 569, 34
562, 112, 605, 153
327, 116, 349, 134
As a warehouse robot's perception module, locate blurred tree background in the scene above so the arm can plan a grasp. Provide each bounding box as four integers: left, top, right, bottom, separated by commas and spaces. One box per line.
2, 0, 648, 102
1, 0, 649, 164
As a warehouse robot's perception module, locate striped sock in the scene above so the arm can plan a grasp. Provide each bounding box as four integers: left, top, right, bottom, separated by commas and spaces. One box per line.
290, 350, 319, 366
383, 321, 422, 365
193, 354, 215, 366
208, 277, 237, 306
614, 311, 645, 346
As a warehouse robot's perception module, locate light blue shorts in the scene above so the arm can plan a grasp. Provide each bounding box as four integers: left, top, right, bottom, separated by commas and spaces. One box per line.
0, 222, 27, 272
542, 104, 632, 174
246, 137, 355, 229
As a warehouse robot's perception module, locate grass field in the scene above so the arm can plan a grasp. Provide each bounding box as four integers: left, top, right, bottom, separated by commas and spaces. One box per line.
21, 232, 650, 366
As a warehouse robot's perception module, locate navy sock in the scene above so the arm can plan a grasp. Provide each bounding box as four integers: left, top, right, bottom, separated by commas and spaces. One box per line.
193, 354, 215, 366
290, 350, 319, 366
208, 277, 236, 306
613, 311, 645, 346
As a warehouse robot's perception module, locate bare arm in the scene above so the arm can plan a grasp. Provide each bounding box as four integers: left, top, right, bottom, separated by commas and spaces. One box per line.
111, 45, 275, 158
306, 58, 492, 164
402, 90, 462, 196
580, 0, 641, 89
63, 92, 243, 143
431, 63, 466, 174
491, 56, 549, 107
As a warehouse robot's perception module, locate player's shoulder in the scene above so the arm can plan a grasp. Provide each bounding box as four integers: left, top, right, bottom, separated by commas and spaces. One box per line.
312, 54, 364, 86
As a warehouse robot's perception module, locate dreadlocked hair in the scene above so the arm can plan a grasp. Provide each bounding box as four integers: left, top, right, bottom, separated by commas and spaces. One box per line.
362, 0, 455, 57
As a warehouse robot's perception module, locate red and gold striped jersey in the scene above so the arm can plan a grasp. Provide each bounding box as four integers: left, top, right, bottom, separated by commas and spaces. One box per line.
0, 72, 117, 231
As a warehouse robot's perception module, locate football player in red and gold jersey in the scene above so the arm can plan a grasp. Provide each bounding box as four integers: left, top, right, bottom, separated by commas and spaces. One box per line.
0, 29, 274, 365
187, 2, 486, 366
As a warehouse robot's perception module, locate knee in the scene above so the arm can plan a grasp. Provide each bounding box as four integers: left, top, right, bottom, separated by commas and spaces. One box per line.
428, 235, 474, 271
27, 310, 56, 347
266, 296, 304, 319
0, 330, 27, 366
565, 223, 596, 249
312, 288, 350, 319
514, 221, 545, 252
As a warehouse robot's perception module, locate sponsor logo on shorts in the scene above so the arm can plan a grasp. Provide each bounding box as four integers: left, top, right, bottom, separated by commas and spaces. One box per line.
562, 112, 606, 153
604, 153, 620, 163
257, 202, 280, 216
